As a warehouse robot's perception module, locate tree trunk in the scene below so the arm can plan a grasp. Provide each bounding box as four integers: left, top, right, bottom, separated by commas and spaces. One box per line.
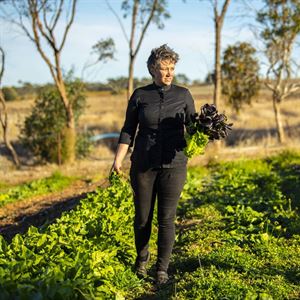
55, 79, 76, 164
63, 121, 76, 163
127, 54, 135, 100
212, 19, 222, 152
273, 97, 285, 144
0, 93, 20, 167
3, 133, 20, 167
127, 0, 139, 101
55, 51, 76, 164
214, 19, 222, 108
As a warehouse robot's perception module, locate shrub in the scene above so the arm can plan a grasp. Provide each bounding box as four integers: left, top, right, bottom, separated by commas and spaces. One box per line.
222, 42, 260, 112
2, 87, 18, 101
20, 78, 90, 163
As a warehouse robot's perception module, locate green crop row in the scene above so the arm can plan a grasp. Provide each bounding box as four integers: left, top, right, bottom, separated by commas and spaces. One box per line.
171, 151, 300, 299
0, 151, 299, 299
0, 173, 146, 299
0, 171, 75, 207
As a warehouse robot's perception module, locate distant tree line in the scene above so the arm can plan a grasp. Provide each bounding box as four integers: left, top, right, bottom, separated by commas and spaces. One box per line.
1, 73, 201, 100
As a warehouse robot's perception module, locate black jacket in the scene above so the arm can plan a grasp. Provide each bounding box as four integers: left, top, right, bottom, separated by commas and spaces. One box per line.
118, 83, 196, 171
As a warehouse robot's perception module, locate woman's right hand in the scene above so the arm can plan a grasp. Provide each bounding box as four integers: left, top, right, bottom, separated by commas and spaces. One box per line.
111, 160, 122, 175
109, 143, 130, 176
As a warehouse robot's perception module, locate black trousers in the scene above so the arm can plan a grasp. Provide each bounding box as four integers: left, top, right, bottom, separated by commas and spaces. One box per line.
130, 164, 187, 272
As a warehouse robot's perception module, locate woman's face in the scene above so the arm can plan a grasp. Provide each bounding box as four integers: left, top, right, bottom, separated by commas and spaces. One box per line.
152, 59, 175, 86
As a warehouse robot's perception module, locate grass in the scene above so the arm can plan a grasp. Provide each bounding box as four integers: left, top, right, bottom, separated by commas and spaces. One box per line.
0, 182, 10, 190
0, 171, 76, 207
4, 85, 300, 146
168, 150, 300, 299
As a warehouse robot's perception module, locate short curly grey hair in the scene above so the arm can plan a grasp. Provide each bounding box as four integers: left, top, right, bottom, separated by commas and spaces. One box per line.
147, 44, 179, 77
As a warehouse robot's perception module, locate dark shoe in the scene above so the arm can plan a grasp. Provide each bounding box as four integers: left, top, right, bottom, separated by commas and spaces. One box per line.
135, 252, 150, 278
156, 270, 169, 285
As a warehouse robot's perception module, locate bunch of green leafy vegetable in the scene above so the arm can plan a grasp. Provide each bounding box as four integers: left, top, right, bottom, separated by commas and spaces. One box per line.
184, 103, 233, 158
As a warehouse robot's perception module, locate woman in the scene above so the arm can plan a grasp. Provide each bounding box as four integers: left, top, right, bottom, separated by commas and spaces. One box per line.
111, 44, 196, 285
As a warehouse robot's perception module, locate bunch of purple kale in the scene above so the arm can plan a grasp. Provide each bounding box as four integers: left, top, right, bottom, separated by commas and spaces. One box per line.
184, 104, 233, 158
188, 104, 233, 140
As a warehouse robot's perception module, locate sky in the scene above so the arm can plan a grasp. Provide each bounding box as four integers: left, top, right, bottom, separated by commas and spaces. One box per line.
0, 0, 263, 86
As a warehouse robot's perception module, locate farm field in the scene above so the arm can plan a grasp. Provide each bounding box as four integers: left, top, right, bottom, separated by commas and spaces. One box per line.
1, 1, 300, 297
0, 151, 299, 299
1, 84, 300, 187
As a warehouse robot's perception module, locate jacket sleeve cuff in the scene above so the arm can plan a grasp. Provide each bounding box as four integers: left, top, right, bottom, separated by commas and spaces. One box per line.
118, 132, 134, 146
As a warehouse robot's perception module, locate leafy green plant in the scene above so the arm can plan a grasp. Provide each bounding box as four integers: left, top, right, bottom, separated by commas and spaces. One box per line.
0, 171, 144, 299
184, 130, 209, 158
0, 171, 75, 207
174, 153, 300, 299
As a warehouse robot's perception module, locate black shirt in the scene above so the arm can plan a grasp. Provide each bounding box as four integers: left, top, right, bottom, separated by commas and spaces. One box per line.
118, 82, 196, 171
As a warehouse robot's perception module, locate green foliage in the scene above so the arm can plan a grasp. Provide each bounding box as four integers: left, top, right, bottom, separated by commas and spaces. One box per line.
265, 150, 300, 208
173, 73, 190, 85
204, 71, 215, 85
1, 86, 18, 101
0, 152, 299, 299
0, 171, 75, 207
256, 0, 300, 106
257, 0, 300, 47
121, 0, 170, 29
174, 152, 300, 299
0, 172, 143, 299
75, 131, 93, 159
20, 77, 88, 162
107, 76, 128, 95
184, 131, 209, 158
222, 42, 260, 112
92, 38, 116, 63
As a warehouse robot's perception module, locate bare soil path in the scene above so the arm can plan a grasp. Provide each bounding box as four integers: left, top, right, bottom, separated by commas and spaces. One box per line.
0, 157, 118, 241
0, 179, 110, 241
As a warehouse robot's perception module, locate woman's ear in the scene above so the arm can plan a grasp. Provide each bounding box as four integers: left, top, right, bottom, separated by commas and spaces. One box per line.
150, 65, 155, 77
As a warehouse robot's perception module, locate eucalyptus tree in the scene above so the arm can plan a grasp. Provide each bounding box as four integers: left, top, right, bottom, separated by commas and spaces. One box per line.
106, 0, 170, 100
1, 0, 78, 163
257, 0, 300, 143
222, 42, 260, 112
0, 47, 20, 167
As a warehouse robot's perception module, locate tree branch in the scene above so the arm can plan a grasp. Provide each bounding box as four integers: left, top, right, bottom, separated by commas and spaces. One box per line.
29, 3, 56, 78
31, 1, 57, 51
129, 0, 138, 58
50, 0, 64, 31
105, 0, 129, 45
59, 0, 77, 52
133, 0, 158, 58
9, 0, 36, 42
220, 0, 231, 22
42, 0, 53, 34
0, 47, 4, 85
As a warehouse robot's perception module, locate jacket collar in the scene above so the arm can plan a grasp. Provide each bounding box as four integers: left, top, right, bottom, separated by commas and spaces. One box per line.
153, 82, 172, 92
